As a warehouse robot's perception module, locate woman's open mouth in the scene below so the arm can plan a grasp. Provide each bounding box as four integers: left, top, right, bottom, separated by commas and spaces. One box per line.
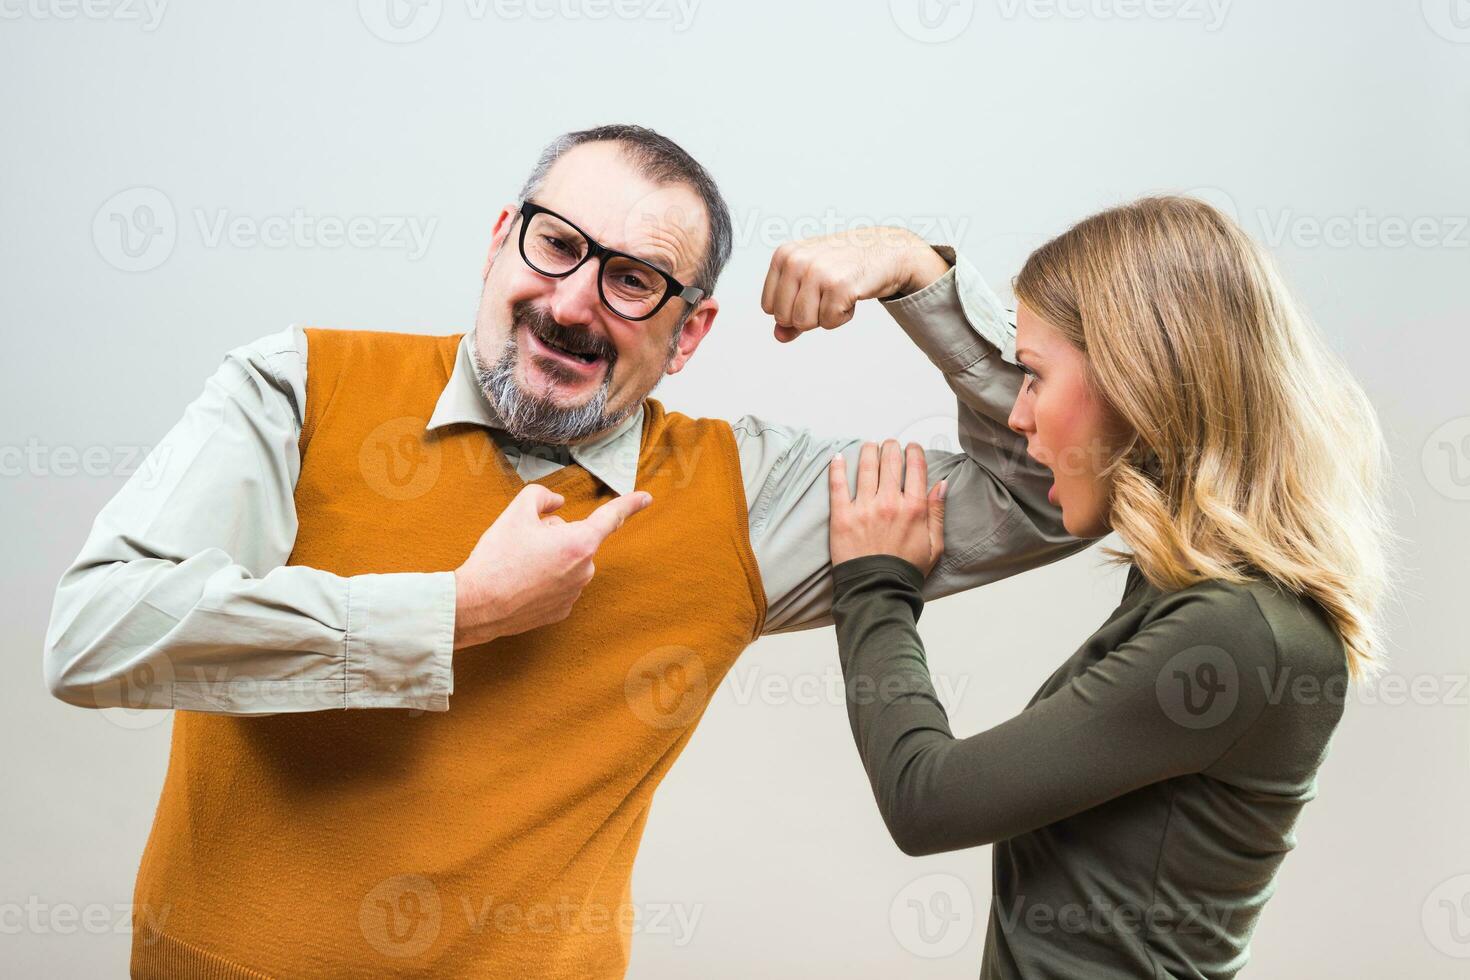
524, 326, 607, 377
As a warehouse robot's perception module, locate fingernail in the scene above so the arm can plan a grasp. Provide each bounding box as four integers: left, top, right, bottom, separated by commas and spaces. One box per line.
939, 480, 949, 499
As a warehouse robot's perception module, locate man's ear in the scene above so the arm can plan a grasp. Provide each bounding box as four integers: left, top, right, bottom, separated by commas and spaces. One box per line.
666, 297, 718, 376
482, 206, 518, 280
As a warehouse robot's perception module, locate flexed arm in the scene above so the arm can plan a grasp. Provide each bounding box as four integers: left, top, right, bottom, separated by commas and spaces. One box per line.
739, 229, 1090, 634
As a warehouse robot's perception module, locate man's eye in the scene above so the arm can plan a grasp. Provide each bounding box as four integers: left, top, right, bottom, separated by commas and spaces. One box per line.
542, 235, 575, 254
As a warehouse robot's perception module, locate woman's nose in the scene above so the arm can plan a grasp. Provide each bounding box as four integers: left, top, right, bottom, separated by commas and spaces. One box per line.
1008, 393, 1032, 436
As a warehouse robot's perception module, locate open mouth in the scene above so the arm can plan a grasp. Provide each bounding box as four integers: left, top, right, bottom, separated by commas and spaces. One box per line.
524, 326, 608, 375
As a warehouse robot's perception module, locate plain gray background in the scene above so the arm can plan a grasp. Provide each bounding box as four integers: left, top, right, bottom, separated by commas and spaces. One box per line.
3, 1, 1467, 976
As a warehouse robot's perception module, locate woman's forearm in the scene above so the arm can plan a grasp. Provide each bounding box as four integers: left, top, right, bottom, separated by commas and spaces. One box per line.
831, 553, 969, 855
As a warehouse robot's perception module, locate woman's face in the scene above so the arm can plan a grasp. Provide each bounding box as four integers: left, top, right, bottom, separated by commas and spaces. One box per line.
1008, 304, 1127, 538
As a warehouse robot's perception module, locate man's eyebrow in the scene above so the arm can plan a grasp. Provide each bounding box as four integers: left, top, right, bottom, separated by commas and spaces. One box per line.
622, 246, 677, 276
541, 202, 678, 274
594, 230, 677, 276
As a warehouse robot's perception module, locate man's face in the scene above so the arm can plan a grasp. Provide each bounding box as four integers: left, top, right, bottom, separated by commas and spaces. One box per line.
472, 141, 718, 445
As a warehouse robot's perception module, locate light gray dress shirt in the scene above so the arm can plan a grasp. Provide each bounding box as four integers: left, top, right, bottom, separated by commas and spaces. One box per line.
44, 250, 1083, 714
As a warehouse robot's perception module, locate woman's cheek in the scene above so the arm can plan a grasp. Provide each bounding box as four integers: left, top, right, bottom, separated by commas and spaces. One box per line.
1041, 398, 1087, 484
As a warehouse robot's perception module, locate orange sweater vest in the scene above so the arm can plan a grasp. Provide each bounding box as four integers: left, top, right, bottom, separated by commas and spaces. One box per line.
130, 328, 766, 978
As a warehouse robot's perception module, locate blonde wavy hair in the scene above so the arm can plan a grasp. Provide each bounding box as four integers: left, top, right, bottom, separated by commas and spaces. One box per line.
1014, 196, 1391, 681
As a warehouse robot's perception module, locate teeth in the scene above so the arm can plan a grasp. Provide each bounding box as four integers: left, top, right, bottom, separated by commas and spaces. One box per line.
540, 333, 598, 363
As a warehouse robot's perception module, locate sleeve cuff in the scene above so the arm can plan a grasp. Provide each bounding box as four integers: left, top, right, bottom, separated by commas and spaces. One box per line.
831, 553, 927, 596
880, 248, 1018, 370
344, 571, 456, 711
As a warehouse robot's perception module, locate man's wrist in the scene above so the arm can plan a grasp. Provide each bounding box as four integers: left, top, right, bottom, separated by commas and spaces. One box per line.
889, 239, 954, 299
452, 569, 500, 650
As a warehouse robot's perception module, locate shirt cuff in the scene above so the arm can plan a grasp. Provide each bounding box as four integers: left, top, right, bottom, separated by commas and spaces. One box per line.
879, 247, 1017, 370
344, 571, 456, 711
831, 553, 927, 597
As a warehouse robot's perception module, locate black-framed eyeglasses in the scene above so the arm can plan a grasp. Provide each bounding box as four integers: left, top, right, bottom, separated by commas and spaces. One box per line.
512, 200, 706, 322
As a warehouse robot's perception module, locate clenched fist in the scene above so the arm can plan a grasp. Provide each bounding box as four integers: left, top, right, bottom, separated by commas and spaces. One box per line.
452, 483, 653, 649
760, 227, 952, 342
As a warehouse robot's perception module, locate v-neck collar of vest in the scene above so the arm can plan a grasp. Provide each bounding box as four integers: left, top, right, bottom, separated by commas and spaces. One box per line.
425, 330, 645, 496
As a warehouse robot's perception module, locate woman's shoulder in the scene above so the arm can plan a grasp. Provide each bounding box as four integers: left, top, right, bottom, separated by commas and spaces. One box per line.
1136, 569, 1347, 684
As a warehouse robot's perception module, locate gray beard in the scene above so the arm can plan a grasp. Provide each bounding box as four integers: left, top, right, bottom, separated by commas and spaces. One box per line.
472, 324, 679, 446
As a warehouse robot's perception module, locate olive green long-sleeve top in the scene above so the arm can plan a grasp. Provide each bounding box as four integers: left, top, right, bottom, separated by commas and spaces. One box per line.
830, 553, 1349, 979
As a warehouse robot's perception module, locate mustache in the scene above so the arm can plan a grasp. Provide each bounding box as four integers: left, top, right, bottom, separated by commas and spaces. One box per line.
511, 301, 616, 364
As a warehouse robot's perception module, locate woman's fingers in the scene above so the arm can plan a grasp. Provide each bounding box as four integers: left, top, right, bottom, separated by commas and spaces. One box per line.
903, 442, 926, 499
928, 480, 948, 563
853, 440, 924, 499
879, 440, 904, 497
829, 441, 946, 574
855, 441, 880, 498
828, 452, 851, 510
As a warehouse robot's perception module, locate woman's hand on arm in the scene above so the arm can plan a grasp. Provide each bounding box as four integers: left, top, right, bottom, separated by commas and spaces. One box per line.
828, 440, 947, 574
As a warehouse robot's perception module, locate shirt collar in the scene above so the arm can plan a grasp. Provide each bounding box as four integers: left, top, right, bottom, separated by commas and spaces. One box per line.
425, 330, 644, 496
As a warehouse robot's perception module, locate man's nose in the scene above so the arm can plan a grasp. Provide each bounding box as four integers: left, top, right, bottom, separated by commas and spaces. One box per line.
547, 259, 604, 327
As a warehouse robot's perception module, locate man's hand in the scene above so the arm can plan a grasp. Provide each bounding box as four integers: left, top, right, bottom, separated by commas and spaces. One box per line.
452, 483, 653, 649
760, 228, 951, 342
829, 441, 946, 576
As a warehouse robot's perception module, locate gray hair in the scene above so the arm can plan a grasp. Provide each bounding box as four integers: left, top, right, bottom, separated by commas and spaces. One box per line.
516, 124, 733, 300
